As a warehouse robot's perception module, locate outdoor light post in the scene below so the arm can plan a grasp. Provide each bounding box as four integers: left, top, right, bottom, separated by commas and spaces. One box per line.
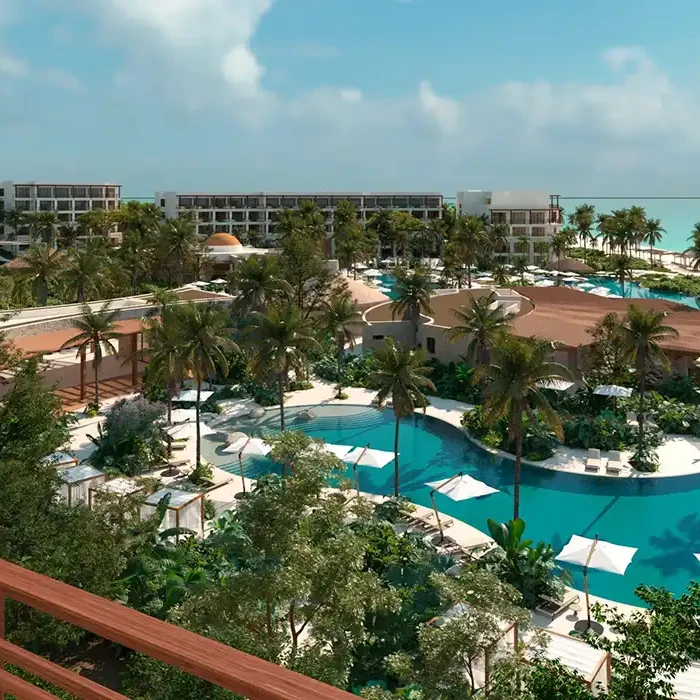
353, 443, 371, 497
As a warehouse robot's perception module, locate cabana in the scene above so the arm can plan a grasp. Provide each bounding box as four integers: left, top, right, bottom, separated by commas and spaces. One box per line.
44, 452, 78, 468
140, 488, 204, 537
88, 477, 143, 509
57, 465, 107, 507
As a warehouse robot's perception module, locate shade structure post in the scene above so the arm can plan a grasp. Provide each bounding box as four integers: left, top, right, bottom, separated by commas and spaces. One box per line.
352, 444, 370, 497
583, 535, 599, 628
429, 472, 463, 542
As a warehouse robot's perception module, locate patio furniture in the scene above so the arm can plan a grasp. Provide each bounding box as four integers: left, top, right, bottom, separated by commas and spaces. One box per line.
535, 593, 581, 619
585, 448, 601, 472
606, 451, 623, 475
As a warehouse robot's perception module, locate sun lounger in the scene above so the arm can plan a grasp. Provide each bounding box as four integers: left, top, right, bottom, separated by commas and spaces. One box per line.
535, 593, 580, 619
585, 448, 601, 473
606, 450, 623, 475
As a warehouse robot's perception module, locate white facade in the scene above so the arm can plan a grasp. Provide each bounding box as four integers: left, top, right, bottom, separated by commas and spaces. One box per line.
0, 181, 121, 253
156, 191, 443, 251
456, 190, 561, 263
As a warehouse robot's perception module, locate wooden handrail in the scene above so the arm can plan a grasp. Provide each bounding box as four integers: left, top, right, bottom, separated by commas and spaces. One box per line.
0, 669, 57, 699
0, 559, 355, 699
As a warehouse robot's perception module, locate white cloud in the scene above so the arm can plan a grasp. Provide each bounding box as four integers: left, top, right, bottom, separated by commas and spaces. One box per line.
0, 53, 27, 76
42, 68, 82, 92
339, 88, 362, 103
419, 80, 460, 134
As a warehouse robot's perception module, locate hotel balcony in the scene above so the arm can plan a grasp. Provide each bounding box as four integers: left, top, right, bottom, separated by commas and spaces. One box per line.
0, 559, 354, 699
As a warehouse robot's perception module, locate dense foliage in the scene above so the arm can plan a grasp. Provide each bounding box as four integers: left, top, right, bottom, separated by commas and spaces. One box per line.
426, 360, 482, 404
637, 272, 700, 296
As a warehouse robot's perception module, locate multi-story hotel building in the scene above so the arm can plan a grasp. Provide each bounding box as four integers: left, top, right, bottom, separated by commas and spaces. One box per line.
456, 190, 562, 263
156, 191, 443, 252
0, 181, 122, 253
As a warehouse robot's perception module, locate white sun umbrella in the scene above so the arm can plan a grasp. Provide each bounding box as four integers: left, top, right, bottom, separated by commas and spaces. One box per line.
537, 379, 574, 392
345, 445, 396, 496
549, 270, 565, 276
426, 473, 499, 539
533, 268, 549, 275
578, 282, 595, 289
168, 408, 197, 424
172, 389, 215, 403
556, 534, 637, 633
355, 262, 368, 270
223, 436, 272, 493
589, 286, 610, 297
166, 421, 215, 440
594, 385, 633, 398
318, 443, 353, 459
44, 452, 78, 468
191, 280, 209, 287
210, 278, 227, 284
363, 269, 383, 277
526, 265, 539, 272
535, 279, 555, 287
378, 287, 392, 294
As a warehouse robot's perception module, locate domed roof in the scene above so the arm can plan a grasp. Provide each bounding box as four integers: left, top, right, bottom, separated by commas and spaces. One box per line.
205, 233, 242, 247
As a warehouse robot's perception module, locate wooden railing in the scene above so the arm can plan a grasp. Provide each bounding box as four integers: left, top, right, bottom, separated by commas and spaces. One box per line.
0, 559, 356, 699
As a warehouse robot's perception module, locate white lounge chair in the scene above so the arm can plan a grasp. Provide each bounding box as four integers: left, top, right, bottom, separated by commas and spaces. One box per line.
535, 592, 580, 619
585, 448, 601, 473
606, 451, 623, 474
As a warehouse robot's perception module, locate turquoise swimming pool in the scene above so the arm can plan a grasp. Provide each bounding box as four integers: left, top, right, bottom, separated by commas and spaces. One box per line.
202, 404, 700, 606
586, 276, 700, 309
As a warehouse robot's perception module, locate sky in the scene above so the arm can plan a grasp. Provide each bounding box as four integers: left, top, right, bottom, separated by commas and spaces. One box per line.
2, 0, 700, 202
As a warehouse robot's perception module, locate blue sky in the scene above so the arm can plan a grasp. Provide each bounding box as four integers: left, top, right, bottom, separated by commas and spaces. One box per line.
1, 0, 699, 198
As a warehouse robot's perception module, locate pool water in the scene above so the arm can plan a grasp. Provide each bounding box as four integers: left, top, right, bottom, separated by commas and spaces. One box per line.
202, 404, 700, 606
586, 276, 700, 310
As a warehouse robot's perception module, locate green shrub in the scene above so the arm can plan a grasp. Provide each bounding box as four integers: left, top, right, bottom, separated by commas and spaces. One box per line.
655, 375, 700, 405
203, 497, 217, 520
637, 273, 700, 296
562, 411, 636, 450
313, 352, 379, 389
427, 360, 482, 404
190, 461, 213, 485
570, 248, 664, 272
243, 379, 279, 406
85, 401, 100, 418
288, 378, 313, 391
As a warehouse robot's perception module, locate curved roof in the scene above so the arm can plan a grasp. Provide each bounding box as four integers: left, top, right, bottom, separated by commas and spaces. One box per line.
205, 233, 242, 247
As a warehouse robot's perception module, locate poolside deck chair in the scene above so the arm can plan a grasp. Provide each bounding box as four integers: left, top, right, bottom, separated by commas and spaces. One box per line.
585, 448, 601, 473
535, 592, 580, 619
606, 450, 623, 475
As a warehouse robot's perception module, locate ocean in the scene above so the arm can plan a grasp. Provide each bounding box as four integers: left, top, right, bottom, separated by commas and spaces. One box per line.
561, 198, 700, 253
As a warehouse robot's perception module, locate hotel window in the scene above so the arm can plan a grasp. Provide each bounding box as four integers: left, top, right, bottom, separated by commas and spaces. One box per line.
54, 186, 70, 198
281, 197, 296, 208
532, 227, 546, 237
15, 186, 30, 198
179, 197, 193, 208
266, 197, 281, 208
426, 337, 436, 354
512, 227, 527, 236
511, 212, 527, 225
89, 187, 103, 198
426, 197, 441, 208
73, 186, 87, 198
372, 335, 385, 341
160, 198, 166, 207
39, 200, 54, 211
0, 188, 4, 196
74, 200, 89, 211
92, 200, 105, 210
530, 211, 546, 224
491, 212, 508, 225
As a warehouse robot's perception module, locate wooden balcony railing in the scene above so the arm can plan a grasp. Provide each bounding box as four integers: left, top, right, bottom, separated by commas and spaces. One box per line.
0, 559, 356, 699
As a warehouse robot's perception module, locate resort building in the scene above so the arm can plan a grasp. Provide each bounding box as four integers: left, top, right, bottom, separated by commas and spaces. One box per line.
455, 190, 562, 264
0, 181, 122, 253
362, 286, 700, 375
156, 191, 444, 253
204, 232, 275, 277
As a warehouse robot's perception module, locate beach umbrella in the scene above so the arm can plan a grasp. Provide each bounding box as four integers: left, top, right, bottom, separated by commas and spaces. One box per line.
210, 278, 227, 284
191, 280, 209, 287
355, 262, 368, 270
378, 286, 392, 293
578, 282, 595, 289
594, 385, 633, 398
165, 421, 215, 440
363, 269, 383, 277
167, 408, 197, 424
537, 379, 574, 392
426, 472, 499, 539
172, 389, 215, 403
317, 443, 353, 459
345, 445, 396, 496
556, 534, 637, 633
535, 280, 555, 287
223, 436, 272, 493
526, 265, 539, 271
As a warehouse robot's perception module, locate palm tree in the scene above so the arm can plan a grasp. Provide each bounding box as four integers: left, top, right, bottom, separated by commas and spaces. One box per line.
275, 209, 303, 242
64, 245, 110, 302
367, 209, 398, 260
550, 232, 569, 277
512, 256, 528, 284
685, 223, 700, 270
454, 215, 485, 288
448, 291, 512, 366
60, 302, 121, 407
621, 306, 678, 464
596, 214, 616, 254
479, 335, 571, 519
33, 211, 60, 246
23, 243, 62, 305
644, 218, 665, 266
4, 209, 26, 240
147, 286, 179, 316
390, 268, 432, 346
322, 293, 360, 398
412, 219, 444, 262
165, 218, 197, 286
613, 254, 633, 297
57, 222, 80, 250
491, 262, 510, 287
175, 303, 236, 466
372, 339, 435, 497
77, 210, 117, 240
144, 309, 183, 425
568, 203, 596, 259
489, 222, 510, 260
230, 254, 290, 313
244, 304, 321, 431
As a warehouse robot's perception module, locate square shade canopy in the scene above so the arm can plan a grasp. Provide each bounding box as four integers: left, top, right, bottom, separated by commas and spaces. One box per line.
59, 464, 105, 484
363, 269, 382, 277
317, 443, 354, 459
344, 447, 395, 468
222, 436, 271, 456
426, 474, 499, 501
167, 408, 198, 424
210, 278, 227, 284
172, 389, 215, 403
165, 421, 215, 439
555, 534, 637, 575
44, 451, 78, 467
94, 477, 141, 496
145, 487, 201, 509
594, 385, 633, 398
537, 379, 575, 391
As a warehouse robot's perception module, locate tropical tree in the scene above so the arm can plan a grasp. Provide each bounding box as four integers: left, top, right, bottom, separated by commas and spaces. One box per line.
512, 256, 528, 284
448, 290, 513, 366
550, 231, 569, 275
392, 211, 422, 263
613, 254, 633, 298
454, 215, 485, 288
60, 302, 121, 407
57, 221, 80, 250
174, 303, 236, 466
415, 218, 445, 261
479, 335, 571, 519
164, 218, 197, 286
147, 287, 179, 316
390, 268, 432, 346
244, 304, 321, 431
119, 229, 155, 294
621, 305, 678, 469
322, 293, 360, 399
597, 213, 616, 254
568, 203, 596, 258
491, 262, 510, 286
372, 339, 435, 497
488, 222, 510, 259
3, 208, 26, 239
367, 209, 398, 259
77, 209, 117, 240
230, 254, 289, 314
32, 211, 60, 246
64, 244, 111, 302
23, 243, 62, 305
686, 223, 700, 270
645, 218, 665, 266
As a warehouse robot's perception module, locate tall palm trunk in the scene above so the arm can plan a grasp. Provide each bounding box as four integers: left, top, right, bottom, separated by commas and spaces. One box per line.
278, 371, 286, 431
637, 355, 646, 458
93, 360, 100, 406
512, 409, 523, 520
393, 416, 400, 497
178, 259, 184, 287
336, 334, 344, 399
195, 379, 202, 466
467, 264, 472, 289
